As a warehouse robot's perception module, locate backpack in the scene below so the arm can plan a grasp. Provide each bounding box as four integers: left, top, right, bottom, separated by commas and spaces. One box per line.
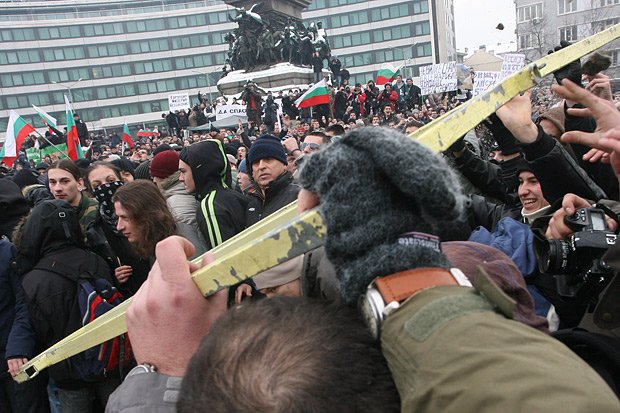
36, 252, 132, 382
70, 274, 132, 382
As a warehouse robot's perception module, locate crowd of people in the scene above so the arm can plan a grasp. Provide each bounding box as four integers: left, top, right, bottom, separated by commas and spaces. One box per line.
0, 51, 620, 412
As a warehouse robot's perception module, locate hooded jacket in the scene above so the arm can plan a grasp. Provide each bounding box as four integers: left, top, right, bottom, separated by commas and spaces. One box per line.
0, 179, 29, 240
15, 200, 115, 388
180, 140, 248, 250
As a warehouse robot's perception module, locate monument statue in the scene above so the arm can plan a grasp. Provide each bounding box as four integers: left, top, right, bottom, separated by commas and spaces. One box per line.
224, 2, 331, 71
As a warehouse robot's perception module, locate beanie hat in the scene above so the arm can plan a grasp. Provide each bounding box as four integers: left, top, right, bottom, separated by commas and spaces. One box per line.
238, 159, 248, 174
247, 135, 287, 175
12, 169, 39, 190
150, 150, 180, 179
152, 143, 173, 157
111, 158, 135, 176
299, 127, 468, 304
537, 106, 565, 137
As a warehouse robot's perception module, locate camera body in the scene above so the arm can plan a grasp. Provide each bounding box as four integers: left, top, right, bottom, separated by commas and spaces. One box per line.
536, 208, 616, 298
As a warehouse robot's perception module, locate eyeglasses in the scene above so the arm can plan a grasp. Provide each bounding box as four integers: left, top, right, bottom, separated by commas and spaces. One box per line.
301, 142, 321, 151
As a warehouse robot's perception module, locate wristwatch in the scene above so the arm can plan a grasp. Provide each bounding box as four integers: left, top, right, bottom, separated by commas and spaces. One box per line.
359, 267, 472, 339
127, 363, 157, 377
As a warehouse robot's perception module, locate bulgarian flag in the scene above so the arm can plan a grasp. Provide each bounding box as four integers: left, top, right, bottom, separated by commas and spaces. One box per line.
0, 111, 35, 168
32, 104, 57, 128
376, 63, 401, 86
122, 123, 135, 148
64, 95, 84, 160
295, 79, 330, 108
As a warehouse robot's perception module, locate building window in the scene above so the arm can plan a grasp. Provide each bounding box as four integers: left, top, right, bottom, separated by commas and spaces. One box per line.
415, 42, 432, 58
519, 33, 533, 49
611, 49, 620, 66
370, 3, 409, 21
558, 0, 576, 14
414, 21, 431, 36
559, 25, 578, 42
601, 0, 620, 5
413, 0, 429, 14
517, 3, 543, 22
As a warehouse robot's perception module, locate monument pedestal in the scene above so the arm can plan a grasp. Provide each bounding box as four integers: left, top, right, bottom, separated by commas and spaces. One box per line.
217, 63, 330, 96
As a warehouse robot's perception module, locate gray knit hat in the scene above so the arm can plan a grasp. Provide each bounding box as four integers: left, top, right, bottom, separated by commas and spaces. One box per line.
299, 127, 468, 304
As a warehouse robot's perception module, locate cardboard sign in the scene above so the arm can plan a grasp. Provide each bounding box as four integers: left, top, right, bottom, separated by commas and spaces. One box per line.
419, 62, 458, 95
473, 71, 501, 96
168, 93, 191, 112
500, 54, 526, 79
215, 105, 247, 121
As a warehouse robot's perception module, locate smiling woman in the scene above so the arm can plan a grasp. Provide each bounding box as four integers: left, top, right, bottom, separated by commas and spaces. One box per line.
112, 181, 177, 260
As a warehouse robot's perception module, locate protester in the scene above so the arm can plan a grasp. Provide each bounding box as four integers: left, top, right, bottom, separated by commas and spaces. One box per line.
112, 181, 177, 262
85, 162, 150, 296
48, 159, 98, 232
179, 140, 248, 250
14, 200, 120, 412
150, 150, 207, 259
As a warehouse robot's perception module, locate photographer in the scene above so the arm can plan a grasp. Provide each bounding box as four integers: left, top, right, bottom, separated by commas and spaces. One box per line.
544, 193, 620, 395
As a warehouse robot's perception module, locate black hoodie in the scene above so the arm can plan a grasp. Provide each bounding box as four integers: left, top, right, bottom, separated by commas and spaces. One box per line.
180, 140, 248, 250
0, 179, 29, 240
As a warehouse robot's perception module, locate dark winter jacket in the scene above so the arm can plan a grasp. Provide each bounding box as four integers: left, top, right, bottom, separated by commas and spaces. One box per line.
0, 238, 35, 378
180, 140, 248, 250
86, 214, 150, 297
246, 171, 300, 226
0, 179, 29, 240
14, 200, 115, 388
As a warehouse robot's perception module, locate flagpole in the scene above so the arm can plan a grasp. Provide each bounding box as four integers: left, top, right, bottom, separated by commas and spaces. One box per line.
31, 130, 71, 159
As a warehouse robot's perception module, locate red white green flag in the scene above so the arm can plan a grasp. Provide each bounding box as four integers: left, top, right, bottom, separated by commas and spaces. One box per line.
122, 123, 135, 148
0, 110, 35, 168
376, 63, 401, 86
64, 95, 84, 160
32, 104, 57, 128
295, 79, 330, 108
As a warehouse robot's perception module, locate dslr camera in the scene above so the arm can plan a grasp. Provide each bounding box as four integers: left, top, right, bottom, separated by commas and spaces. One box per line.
535, 207, 617, 299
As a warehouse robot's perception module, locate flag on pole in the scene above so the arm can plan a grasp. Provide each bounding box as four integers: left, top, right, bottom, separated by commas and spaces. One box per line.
32, 104, 57, 128
122, 123, 135, 149
295, 79, 330, 108
64, 95, 84, 161
0, 110, 35, 168
376, 63, 401, 86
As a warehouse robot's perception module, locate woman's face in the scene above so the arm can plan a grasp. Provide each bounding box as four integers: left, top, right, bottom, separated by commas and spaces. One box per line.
114, 201, 138, 243
88, 166, 120, 190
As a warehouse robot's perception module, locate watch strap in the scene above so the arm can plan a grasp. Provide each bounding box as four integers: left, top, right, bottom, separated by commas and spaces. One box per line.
374, 267, 459, 304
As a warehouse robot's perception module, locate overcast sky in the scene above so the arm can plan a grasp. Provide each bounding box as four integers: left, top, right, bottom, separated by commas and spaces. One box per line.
454, 0, 517, 53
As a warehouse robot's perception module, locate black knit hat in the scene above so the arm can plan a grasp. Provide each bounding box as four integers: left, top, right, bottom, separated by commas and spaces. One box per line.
299, 127, 468, 304
247, 135, 287, 176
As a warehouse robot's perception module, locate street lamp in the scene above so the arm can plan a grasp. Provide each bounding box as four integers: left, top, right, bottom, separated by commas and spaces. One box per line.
51, 78, 83, 104
191, 70, 214, 102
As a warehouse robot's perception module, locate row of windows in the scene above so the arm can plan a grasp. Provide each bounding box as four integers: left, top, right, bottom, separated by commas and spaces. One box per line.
307, 1, 428, 30
307, 0, 366, 10
0, 30, 228, 65
331, 22, 428, 49
0, 11, 230, 42
1, 75, 213, 111
1, 50, 226, 88
518, 25, 581, 49
338, 42, 432, 69
0, 99, 171, 132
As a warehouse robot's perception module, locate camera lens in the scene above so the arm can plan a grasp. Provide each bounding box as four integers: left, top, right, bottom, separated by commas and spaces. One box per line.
540, 240, 570, 274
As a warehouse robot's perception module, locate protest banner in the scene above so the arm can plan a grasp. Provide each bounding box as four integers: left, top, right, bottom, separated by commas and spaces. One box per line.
215, 105, 247, 121
26, 143, 69, 164
500, 54, 526, 79
473, 71, 501, 96
419, 62, 458, 95
168, 93, 191, 112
